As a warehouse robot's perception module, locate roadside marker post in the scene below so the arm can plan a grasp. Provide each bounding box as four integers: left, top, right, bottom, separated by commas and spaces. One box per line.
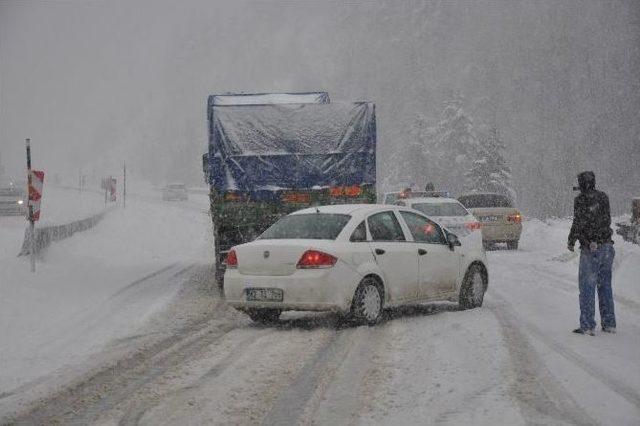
25, 139, 44, 273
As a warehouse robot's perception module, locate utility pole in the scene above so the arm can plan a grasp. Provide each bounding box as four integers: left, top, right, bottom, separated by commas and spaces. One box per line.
26, 138, 35, 273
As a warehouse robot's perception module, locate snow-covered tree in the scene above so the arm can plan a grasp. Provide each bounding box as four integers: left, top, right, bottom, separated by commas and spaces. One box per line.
431, 95, 480, 193
464, 126, 515, 199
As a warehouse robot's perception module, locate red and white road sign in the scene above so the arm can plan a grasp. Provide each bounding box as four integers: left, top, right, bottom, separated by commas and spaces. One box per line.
28, 170, 44, 221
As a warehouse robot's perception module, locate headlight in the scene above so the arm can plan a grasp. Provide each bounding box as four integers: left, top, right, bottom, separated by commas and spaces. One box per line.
17, 200, 24, 205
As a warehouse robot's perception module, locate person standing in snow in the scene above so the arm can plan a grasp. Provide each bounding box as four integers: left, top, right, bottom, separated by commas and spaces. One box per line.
568, 171, 616, 335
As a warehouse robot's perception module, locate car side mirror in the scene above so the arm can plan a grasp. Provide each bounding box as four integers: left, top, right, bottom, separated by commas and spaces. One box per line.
447, 233, 461, 250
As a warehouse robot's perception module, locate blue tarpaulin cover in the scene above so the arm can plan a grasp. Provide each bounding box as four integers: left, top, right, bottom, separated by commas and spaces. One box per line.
207, 93, 376, 194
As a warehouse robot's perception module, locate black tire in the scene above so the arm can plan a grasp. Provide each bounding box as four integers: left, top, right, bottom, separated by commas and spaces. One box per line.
247, 308, 281, 324
459, 264, 487, 310
215, 263, 226, 290
350, 277, 384, 325
507, 241, 519, 250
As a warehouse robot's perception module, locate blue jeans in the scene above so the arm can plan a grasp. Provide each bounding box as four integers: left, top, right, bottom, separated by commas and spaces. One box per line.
578, 243, 616, 330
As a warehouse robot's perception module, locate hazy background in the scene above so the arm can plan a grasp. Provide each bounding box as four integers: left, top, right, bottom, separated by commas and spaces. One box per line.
1, 0, 638, 218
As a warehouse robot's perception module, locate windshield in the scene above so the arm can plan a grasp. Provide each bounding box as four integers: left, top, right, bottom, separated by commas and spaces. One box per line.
458, 194, 513, 208
259, 213, 351, 240
411, 202, 468, 217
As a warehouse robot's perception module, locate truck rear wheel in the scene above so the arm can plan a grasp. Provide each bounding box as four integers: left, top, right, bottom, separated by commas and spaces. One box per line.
247, 308, 281, 324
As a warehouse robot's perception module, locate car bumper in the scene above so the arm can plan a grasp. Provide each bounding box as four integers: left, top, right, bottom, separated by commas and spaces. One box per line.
481, 223, 522, 242
224, 265, 357, 313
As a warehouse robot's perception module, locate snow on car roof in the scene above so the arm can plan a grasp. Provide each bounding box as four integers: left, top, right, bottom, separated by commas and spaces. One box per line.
403, 197, 462, 204
293, 204, 391, 215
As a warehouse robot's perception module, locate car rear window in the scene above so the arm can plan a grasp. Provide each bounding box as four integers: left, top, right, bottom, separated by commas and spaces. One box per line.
259, 213, 351, 240
411, 202, 468, 217
458, 194, 513, 208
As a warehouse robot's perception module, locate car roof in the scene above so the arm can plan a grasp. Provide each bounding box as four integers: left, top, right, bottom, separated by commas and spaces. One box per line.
293, 204, 401, 216
458, 192, 507, 197
402, 197, 462, 204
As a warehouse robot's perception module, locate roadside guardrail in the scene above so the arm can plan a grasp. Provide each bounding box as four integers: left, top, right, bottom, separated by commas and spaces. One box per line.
18, 207, 114, 256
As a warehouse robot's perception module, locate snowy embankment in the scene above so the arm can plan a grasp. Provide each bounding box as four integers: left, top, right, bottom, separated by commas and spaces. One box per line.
0, 185, 212, 416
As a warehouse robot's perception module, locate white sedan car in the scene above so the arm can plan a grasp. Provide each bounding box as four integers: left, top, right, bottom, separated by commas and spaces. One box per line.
224, 204, 488, 325
395, 197, 483, 247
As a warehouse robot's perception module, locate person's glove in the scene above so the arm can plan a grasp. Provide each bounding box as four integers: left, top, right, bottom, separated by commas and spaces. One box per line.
567, 243, 575, 252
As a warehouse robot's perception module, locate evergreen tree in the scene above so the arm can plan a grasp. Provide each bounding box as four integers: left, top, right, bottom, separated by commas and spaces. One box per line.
464, 126, 515, 199
431, 94, 480, 193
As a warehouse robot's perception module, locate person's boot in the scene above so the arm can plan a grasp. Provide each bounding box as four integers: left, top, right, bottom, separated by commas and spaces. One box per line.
573, 328, 595, 336
602, 326, 616, 333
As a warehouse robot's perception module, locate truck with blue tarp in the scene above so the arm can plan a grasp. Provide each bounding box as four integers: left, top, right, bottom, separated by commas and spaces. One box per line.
203, 92, 377, 286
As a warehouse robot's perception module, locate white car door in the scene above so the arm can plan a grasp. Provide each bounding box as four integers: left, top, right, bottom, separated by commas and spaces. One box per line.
366, 211, 419, 302
399, 211, 460, 298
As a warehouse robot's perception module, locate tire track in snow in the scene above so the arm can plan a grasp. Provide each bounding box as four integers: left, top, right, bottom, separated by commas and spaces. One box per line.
491, 290, 640, 411
16, 320, 240, 425
117, 331, 261, 426
109, 263, 182, 299
261, 329, 346, 426
487, 298, 598, 425
10, 272, 243, 425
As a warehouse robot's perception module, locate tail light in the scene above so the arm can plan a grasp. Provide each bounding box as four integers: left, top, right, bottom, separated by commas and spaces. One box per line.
296, 250, 337, 269
329, 185, 363, 197
465, 221, 482, 231
507, 212, 522, 224
225, 249, 238, 268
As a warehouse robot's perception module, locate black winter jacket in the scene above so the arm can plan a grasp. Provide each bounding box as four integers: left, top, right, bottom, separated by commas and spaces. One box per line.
568, 172, 613, 248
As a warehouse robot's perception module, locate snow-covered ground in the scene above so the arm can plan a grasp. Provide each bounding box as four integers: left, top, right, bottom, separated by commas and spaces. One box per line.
0, 185, 212, 418
2, 208, 639, 425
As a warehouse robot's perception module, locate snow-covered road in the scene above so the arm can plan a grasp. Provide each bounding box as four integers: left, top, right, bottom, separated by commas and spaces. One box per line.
3, 201, 639, 424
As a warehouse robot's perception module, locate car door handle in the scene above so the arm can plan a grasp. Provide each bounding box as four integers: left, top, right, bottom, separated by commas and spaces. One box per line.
418, 248, 428, 256
375, 248, 386, 255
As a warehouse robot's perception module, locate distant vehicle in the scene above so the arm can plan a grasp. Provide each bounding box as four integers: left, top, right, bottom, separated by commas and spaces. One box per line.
382, 190, 449, 204
162, 183, 188, 201
395, 197, 482, 246
203, 92, 376, 287
457, 192, 522, 250
0, 177, 26, 216
224, 204, 488, 325
615, 197, 640, 245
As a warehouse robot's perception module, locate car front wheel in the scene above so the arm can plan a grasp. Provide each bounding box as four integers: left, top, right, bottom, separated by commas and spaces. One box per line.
459, 265, 487, 310
350, 277, 384, 325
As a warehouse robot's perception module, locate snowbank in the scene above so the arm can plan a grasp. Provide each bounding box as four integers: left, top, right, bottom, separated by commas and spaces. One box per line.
0, 190, 212, 400
519, 216, 640, 303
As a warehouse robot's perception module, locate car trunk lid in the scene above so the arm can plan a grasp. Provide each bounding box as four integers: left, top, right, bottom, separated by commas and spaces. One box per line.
470, 207, 519, 225
235, 240, 333, 276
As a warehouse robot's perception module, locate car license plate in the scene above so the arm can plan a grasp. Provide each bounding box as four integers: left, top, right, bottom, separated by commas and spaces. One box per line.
480, 215, 499, 222
245, 288, 283, 302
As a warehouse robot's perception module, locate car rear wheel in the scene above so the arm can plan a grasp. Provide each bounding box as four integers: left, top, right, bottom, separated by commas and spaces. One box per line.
459, 265, 486, 310
507, 241, 519, 250
247, 308, 281, 324
350, 277, 384, 325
